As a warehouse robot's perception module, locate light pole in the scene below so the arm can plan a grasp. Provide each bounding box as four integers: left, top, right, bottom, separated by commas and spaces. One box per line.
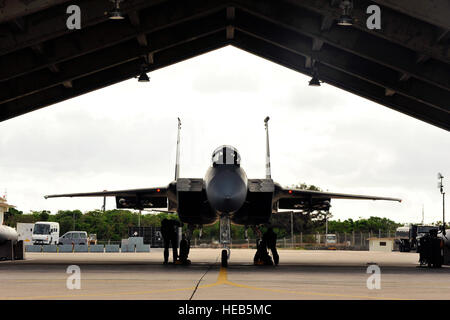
438, 173, 446, 235
138, 210, 141, 228
290, 211, 294, 248
324, 201, 330, 246
102, 190, 107, 212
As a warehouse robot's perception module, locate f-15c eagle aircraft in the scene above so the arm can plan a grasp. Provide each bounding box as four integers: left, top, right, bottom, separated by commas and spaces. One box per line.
45, 117, 401, 266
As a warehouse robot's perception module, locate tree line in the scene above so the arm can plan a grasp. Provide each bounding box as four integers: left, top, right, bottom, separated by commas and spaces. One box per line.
5, 207, 403, 241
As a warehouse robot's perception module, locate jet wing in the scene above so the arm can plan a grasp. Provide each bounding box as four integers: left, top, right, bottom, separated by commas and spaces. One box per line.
274, 185, 401, 211
44, 187, 170, 210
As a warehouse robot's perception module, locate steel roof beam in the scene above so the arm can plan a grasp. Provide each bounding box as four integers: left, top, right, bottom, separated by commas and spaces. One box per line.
0, 32, 229, 122
234, 12, 450, 113
0, 0, 172, 56
0, 0, 72, 24
232, 31, 450, 131
371, 0, 450, 30
0, 13, 227, 105
282, 0, 449, 64
0, 0, 226, 82
234, 0, 450, 91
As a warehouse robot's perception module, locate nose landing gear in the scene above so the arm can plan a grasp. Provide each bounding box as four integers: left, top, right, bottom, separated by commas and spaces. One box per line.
220, 215, 231, 267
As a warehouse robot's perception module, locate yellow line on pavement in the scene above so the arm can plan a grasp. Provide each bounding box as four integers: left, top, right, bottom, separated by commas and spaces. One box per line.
196, 266, 409, 300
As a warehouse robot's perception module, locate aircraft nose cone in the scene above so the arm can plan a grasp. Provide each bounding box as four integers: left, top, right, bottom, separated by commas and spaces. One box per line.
206, 172, 247, 213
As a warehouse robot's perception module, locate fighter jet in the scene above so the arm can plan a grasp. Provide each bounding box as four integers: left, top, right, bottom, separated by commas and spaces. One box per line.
45, 117, 401, 266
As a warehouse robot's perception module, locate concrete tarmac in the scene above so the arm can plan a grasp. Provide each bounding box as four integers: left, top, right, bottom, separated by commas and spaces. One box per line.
1, 249, 450, 300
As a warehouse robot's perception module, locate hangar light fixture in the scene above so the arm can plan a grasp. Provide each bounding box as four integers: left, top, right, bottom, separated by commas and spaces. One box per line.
309, 75, 321, 86
309, 65, 321, 86
337, 0, 353, 26
138, 72, 150, 82
137, 64, 150, 82
108, 0, 125, 20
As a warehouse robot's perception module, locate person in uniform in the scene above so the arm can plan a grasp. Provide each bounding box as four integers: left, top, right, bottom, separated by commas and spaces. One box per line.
179, 233, 191, 265
161, 218, 179, 264
262, 227, 279, 266
253, 238, 273, 265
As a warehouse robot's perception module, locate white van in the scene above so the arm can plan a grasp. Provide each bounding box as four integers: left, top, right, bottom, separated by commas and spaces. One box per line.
32, 221, 60, 245
59, 231, 88, 245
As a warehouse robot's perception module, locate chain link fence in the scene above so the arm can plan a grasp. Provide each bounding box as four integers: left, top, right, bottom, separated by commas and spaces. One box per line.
95, 231, 399, 251
189, 231, 398, 251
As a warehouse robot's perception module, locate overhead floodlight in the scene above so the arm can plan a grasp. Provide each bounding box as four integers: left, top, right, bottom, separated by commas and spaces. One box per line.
138, 72, 150, 82
109, 10, 124, 20
309, 75, 321, 86
309, 68, 321, 86
309, 61, 322, 86
137, 64, 150, 82
108, 0, 125, 20
337, 0, 353, 26
438, 172, 444, 179
337, 14, 353, 26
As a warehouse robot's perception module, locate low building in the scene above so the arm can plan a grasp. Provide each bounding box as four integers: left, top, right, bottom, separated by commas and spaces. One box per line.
368, 237, 395, 252
0, 196, 14, 225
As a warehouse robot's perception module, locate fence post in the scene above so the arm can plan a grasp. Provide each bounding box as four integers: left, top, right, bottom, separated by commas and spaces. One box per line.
367, 233, 370, 249
300, 232, 303, 245
360, 232, 363, 246
352, 231, 355, 246
284, 237, 286, 248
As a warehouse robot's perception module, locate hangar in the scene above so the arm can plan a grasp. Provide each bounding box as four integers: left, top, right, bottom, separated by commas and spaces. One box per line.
0, 0, 449, 130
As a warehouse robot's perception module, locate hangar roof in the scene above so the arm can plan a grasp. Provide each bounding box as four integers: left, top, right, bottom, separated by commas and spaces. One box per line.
0, 0, 448, 130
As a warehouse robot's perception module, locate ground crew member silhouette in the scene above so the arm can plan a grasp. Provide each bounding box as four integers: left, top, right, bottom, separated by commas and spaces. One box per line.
263, 227, 279, 266
161, 218, 180, 264
179, 233, 191, 265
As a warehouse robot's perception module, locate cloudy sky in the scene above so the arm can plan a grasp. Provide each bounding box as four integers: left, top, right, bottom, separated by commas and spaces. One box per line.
0, 46, 448, 224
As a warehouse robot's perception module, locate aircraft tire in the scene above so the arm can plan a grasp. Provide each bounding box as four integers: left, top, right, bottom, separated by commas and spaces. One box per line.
221, 249, 228, 268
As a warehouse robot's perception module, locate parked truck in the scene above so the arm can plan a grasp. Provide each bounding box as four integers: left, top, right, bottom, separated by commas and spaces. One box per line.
418, 228, 450, 268
32, 221, 60, 245
17, 223, 34, 245
395, 224, 440, 252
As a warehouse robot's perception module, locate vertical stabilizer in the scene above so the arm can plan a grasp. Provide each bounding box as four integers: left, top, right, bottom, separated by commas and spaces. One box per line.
422, 204, 424, 225
264, 116, 271, 179
174, 117, 181, 180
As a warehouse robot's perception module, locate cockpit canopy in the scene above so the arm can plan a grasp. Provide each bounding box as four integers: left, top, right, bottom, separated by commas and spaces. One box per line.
212, 145, 241, 166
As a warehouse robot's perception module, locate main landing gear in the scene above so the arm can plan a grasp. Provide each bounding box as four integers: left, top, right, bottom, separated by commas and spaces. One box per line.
220, 215, 231, 267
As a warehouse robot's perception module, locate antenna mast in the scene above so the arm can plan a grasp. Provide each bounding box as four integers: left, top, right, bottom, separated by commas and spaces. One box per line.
422, 204, 424, 225
174, 118, 181, 180
438, 173, 445, 236
264, 116, 271, 179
